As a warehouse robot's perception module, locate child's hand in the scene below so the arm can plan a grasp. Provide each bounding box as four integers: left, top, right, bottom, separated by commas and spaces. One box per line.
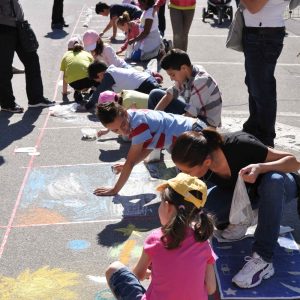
145, 268, 152, 280
93, 186, 117, 196
239, 164, 261, 183
112, 162, 125, 174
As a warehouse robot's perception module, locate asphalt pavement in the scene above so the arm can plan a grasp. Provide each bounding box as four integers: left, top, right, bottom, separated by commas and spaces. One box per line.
0, 0, 299, 299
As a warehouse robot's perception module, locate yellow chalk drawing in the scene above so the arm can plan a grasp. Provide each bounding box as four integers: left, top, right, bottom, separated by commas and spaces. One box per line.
119, 240, 136, 264
114, 224, 148, 237
0, 266, 80, 300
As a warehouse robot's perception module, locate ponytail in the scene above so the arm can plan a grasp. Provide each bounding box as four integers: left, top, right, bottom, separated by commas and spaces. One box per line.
117, 11, 131, 27
191, 209, 214, 242
94, 38, 104, 56
96, 102, 126, 125
72, 43, 84, 52
171, 129, 223, 167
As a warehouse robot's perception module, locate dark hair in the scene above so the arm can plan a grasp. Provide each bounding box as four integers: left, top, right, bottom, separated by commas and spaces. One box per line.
94, 38, 104, 56
117, 11, 131, 26
95, 2, 110, 14
160, 187, 214, 249
160, 49, 192, 71
71, 43, 84, 52
88, 61, 108, 80
138, 0, 155, 9
96, 102, 126, 125
171, 129, 223, 167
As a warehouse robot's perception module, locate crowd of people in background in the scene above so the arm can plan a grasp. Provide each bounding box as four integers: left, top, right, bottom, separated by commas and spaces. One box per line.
1, 0, 300, 298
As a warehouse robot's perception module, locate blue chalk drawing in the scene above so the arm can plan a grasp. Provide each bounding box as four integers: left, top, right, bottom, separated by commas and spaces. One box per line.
18, 164, 164, 222
67, 240, 91, 251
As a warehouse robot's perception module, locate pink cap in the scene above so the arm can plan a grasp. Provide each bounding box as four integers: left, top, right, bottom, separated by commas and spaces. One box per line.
82, 30, 99, 51
98, 91, 118, 104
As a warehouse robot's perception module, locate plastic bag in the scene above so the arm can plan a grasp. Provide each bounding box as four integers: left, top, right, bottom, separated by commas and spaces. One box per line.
229, 175, 255, 225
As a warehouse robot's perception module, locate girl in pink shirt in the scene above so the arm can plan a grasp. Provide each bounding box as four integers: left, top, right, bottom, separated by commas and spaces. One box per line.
116, 11, 140, 55
105, 173, 217, 300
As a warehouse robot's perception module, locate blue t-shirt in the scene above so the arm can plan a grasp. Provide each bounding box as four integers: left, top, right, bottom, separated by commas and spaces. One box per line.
128, 109, 196, 149
110, 4, 142, 20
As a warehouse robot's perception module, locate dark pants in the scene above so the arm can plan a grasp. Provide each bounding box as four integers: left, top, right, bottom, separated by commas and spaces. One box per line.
158, 4, 166, 36
0, 25, 44, 108
242, 27, 285, 147
52, 0, 64, 24
148, 89, 186, 114
136, 76, 160, 94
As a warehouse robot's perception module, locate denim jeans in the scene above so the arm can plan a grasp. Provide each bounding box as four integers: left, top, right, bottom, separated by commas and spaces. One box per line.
205, 172, 297, 262
109, 267, 146, 300
137, 77, 160, 94
148, 89, 186, 114
242, 27, 285, 147
0, 25, 44, 108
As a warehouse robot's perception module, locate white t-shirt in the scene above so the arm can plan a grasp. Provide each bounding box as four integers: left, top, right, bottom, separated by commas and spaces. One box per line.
243, 0, 288, 27
96, 44, 128, 68
107, 65, 151, 92
140, 7, 159, 32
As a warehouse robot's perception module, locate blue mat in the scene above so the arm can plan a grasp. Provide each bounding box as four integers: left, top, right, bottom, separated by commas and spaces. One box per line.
212, 233, 300, 299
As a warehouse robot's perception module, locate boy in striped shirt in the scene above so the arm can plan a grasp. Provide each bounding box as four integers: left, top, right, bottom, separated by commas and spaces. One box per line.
148, 49, 222, 128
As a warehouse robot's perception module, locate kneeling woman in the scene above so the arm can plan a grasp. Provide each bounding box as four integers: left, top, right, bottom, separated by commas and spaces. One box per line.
171, 129, 300, 289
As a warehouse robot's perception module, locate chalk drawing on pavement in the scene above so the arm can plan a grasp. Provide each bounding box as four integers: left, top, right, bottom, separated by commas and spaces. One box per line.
0, 266, 81, 300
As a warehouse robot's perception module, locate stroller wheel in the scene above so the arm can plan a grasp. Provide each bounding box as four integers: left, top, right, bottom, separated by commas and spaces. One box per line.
202, 7, 207, 22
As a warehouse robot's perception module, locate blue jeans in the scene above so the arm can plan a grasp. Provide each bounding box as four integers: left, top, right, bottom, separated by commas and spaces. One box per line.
242, 27, 285, 147
205, 172, 297, 262
148, 89, 186, 114
109, 267, 146, 300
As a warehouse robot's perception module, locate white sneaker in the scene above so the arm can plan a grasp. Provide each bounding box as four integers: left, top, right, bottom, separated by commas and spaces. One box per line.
221, 224, 248, 240
232, 252, 275, 288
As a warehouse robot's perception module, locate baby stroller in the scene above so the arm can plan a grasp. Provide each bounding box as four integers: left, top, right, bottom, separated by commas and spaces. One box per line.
202, 0, 233, 25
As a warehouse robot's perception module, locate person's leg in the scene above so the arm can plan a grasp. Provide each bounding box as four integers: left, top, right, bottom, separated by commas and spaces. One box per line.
148, 89, 166, 109
204, 183, 233, 227
52, 0, 64, 25
147, 89, 187, 114
242, 28, 285, 147
16, 46, 44, 105
181, 9, 195, 52
170, 8, 184, 50
232, 172, 297, 288
253, 172, 297, 261
106, 261, 146, 300
0, 25, 18, 109
136, 76, 160, 94
158, 4, 166, 37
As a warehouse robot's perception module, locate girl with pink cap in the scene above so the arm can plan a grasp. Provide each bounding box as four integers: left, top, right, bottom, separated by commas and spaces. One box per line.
82, 29, 130, 68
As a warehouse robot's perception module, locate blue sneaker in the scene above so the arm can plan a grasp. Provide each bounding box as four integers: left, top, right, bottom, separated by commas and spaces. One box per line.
232, 252, 274, 288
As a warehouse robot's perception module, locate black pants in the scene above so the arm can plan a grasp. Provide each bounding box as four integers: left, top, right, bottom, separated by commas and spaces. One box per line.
52, 0, 64, 24
0, 25, 44, 108
158, 4, 166, 37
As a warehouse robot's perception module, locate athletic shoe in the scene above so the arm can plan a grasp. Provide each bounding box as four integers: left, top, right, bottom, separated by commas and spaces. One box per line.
12, 66, 25, 74
28, 98, 55, 108
232, 252, 275, 288
1, 103, 24, 113
221, 224, 248, 240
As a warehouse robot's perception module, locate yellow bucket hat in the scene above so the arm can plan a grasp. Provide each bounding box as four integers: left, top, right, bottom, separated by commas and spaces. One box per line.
156, 173, 207, 209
